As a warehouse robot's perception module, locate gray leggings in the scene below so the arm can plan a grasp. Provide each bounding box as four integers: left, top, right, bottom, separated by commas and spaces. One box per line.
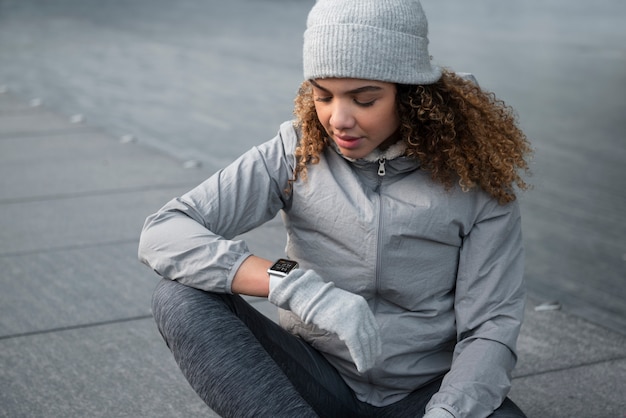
152, 279, 526, 418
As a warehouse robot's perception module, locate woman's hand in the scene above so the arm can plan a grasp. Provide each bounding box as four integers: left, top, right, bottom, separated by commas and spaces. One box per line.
268, 269, 382, 373
423, 407, 454, 418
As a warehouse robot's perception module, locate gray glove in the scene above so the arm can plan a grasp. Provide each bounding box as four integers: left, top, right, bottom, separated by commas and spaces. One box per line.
423, 407, 455, 418
268, 269, 382, 373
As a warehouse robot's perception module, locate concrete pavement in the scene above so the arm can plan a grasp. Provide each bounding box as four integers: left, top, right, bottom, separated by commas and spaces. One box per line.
1, 89, 625, 417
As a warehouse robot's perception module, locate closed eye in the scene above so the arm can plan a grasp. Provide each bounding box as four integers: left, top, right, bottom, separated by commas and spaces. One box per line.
314, 96, 332, 103
354, 98, 376, 107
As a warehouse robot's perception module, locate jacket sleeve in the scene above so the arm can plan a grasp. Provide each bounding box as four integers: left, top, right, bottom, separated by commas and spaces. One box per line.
137, 121, 297, 293
426, 198, 525, 418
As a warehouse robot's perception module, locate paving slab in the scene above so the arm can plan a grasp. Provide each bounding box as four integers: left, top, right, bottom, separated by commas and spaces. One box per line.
0, 187, 186, 254
0, 91, 44, 113
510, 359, 626, 418
0, 242, 155, 337
0, 318, 214, 418
0, 131, 211, 201
0, 106, 87, 137
514, 298, 626, 376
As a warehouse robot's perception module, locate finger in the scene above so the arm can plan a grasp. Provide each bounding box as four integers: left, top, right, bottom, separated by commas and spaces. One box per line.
351, 333, 380, 372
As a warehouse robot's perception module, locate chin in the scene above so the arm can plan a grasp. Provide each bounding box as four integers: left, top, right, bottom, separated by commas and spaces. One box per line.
340, 149, 365, 160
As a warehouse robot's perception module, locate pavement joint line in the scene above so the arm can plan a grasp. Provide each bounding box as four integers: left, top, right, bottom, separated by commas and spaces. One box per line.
0, 182, 202, 205
0, 238, 139, 258
512, 354, 626, 380
0, 314, 154, 341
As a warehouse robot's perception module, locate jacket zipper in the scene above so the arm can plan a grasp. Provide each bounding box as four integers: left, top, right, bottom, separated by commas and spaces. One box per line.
366, 157, 386, 385
377, 157, 386, 176
374, 157, 385, 298
374, 157, 387, 300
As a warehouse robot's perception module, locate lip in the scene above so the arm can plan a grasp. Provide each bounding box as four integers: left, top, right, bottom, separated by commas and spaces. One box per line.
334, 134, 363, 149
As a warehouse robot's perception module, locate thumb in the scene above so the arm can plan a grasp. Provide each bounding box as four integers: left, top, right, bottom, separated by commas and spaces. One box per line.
351, 323, 382, 373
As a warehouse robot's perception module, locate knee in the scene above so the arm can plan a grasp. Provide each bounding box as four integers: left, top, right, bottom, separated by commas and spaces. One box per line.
151, 279, 206, 332
151, 279, 233, 333
151, 278, 184, 318
151, 279, 212, 347
151, 280, 244, 351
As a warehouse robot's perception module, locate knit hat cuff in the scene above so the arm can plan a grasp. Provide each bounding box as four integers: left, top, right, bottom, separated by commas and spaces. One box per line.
303, 24, 442, 85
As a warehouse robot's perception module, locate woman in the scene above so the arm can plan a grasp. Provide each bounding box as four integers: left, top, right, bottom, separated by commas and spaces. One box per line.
138, 0, 532, 416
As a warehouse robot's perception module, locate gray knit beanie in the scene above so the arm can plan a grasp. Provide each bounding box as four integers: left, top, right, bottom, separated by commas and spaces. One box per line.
303, 0, 442, 85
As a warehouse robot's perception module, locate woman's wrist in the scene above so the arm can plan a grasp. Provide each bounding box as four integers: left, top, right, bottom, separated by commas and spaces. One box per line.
231, 255, 273, 297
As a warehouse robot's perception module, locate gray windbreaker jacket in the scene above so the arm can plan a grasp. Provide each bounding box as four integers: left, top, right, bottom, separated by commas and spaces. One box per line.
139, 121, 525, 418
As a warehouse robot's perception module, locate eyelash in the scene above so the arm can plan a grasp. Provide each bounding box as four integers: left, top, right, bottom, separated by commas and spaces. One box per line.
314, 97, 376, 107
356, 99, 376, 107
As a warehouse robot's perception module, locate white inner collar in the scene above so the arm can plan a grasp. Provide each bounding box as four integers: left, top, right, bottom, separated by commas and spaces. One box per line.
340, 140, 407, 163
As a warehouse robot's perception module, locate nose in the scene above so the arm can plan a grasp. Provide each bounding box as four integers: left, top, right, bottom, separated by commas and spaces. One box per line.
329, 102, 356, 131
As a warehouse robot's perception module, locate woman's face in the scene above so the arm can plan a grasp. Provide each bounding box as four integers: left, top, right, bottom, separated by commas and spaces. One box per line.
311, 78, 400, 160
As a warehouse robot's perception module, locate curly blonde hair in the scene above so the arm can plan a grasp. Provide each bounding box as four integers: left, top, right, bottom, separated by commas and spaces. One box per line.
292, 69, 532, 204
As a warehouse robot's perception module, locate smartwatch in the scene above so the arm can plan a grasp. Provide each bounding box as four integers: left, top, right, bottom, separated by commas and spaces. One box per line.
267, 258, 299, 280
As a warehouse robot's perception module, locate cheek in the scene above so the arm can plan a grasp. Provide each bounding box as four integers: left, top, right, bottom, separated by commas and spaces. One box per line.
373, 105, 400, 135
390, 112, 401, 132
387, 103, 401, 132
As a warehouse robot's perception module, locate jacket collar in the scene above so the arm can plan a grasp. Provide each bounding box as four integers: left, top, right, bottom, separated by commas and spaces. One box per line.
338, 140, 407, 163
328, 139, 421, 174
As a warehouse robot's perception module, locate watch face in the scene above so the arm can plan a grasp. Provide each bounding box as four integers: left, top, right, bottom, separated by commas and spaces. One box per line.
270, 259, 299, 275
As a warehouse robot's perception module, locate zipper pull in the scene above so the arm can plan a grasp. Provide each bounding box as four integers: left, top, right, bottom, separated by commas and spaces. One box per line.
377, 157, 386, 176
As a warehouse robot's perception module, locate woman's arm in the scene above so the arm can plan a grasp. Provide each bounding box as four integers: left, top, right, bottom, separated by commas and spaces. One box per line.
138, 122, 298, 294
426, 198, 525, 418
